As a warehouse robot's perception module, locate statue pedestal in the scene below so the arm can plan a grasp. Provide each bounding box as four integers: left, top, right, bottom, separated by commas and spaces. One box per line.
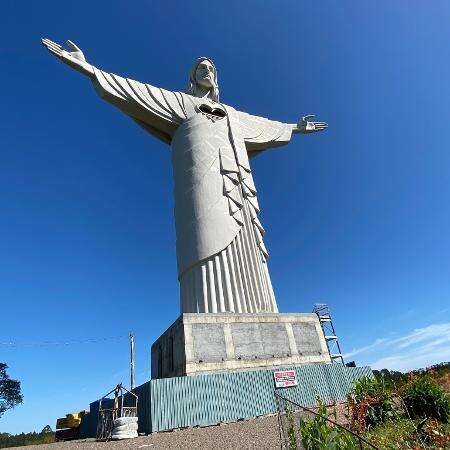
151, 313, 331, 379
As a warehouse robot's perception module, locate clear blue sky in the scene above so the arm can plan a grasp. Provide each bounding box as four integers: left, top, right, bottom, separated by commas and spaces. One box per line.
1, 0, 450, 434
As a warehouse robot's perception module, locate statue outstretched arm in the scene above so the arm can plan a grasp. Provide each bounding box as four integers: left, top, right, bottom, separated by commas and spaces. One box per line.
42, 38, 186, 144
235, 110, 327, 156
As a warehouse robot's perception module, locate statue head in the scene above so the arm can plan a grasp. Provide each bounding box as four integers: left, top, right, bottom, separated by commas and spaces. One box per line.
186, 57, 219, 102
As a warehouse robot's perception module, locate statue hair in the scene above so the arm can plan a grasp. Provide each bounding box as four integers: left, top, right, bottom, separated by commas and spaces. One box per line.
186, 57, 219, 102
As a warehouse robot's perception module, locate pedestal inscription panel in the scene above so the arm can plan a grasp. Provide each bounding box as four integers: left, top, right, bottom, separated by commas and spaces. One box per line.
231, 323, 290, 359
192, 323, 227, 362
292, 322, 323, 355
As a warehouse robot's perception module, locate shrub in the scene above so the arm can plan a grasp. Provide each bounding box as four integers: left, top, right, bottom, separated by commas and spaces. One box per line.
349, 376, 397, 430
373, 368, 409, 389
0, 427, 54, 448
299, 401, 357, 449
285, 404, 297, 450
403, 376, 450, 423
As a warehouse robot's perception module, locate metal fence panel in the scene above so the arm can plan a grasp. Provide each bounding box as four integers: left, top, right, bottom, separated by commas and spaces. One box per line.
149, 369, 276, 432
148, 365, 372, 432
83, 365, 372, 435
134, 381, 151, 434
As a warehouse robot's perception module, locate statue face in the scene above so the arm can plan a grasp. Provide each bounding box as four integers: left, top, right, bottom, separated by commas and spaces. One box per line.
194, 60, 215, 89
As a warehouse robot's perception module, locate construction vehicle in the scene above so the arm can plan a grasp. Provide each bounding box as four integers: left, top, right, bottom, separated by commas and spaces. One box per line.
55, 410, 88, 441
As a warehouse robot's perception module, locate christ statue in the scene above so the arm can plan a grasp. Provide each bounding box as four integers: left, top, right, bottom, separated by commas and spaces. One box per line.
42, 39, 327, 316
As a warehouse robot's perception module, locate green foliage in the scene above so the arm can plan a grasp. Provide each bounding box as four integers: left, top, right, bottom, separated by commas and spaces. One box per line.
363, 418, 420, 450
351, 376, 397, 429
0, 426, 54, 448
408, 361, 450, 380
298, 401, 357, 450
373, 362, 450, 391
403, 376, 450, 423
349, 369, 450, 447
0, 363, 23, 419
372, 368, 409, 389
285, 404, 297, 450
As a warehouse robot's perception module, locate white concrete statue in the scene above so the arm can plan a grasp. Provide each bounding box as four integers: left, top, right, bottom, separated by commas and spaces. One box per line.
42, 39, 327, 315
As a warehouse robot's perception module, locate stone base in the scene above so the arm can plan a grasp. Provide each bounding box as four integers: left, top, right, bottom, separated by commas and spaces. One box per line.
151, 313, 331, 379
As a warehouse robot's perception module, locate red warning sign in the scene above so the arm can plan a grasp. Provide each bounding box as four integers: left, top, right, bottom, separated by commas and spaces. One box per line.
273, 370, 298, 388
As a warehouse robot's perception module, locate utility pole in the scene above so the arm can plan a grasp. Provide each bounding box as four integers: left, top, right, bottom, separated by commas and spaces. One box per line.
130, 333, 135, 390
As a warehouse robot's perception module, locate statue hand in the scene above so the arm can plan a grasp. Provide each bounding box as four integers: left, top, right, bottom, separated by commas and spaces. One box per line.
295, 115, 328, 134
41, 38, 94, 77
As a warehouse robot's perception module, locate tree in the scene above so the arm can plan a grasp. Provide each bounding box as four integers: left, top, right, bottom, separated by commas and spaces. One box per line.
0, 363, 23, 418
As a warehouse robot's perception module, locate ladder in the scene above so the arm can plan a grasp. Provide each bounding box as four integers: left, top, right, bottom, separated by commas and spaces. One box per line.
313, 304, 345, 365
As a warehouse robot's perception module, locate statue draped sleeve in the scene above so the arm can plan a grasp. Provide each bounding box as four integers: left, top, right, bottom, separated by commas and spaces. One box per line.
220, 107, 295, 262
235, 110, 294, 156
91, 67, 187, 144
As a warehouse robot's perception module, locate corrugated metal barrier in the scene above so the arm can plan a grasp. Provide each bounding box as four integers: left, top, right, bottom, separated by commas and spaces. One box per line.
131, 364, 372, 433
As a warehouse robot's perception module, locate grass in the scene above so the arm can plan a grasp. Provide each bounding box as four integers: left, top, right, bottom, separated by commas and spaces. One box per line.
363, 418, 421, 449
363, 418, 450, 449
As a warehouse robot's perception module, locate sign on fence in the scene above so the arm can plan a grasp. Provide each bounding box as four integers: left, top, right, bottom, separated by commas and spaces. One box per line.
273, 370, 298, 388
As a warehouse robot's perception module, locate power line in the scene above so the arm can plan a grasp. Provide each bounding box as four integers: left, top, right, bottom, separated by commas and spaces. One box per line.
0, 335, 128, 348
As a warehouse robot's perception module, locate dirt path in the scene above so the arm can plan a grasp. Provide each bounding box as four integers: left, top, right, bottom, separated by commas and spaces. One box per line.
9, 415, 281, 449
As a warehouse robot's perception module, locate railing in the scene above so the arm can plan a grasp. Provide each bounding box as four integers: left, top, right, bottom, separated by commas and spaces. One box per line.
96, 383, 138, 441
275, 392, 379, 450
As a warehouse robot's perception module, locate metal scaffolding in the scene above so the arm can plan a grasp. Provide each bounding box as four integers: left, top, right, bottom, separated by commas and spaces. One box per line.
313, 303, 344, 365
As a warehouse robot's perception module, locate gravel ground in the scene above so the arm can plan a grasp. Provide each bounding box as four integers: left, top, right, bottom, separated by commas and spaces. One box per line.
8, 415, 282, 449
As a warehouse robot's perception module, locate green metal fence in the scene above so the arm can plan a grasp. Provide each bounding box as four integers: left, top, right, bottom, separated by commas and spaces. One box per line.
132, 364, 372, 433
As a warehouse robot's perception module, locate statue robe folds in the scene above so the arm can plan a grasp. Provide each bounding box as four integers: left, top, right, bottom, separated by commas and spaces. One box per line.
92, 68, 293, 314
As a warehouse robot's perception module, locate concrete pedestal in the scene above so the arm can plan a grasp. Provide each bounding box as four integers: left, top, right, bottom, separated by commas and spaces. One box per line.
151, 313, 331, 379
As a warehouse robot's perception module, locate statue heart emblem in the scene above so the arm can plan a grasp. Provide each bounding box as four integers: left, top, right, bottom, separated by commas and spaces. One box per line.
198, 104, 226, 119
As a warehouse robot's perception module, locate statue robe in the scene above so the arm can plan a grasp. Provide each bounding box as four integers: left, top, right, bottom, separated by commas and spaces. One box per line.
91, 68, 294, 314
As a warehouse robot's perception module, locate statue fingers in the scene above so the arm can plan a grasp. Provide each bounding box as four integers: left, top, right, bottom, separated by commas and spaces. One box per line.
42, 40, 63, 57
42, 38, 62, 49
44, 41, 62, 53
302, 114, 315, 122
42, 39, 62, 53
67, 40, 82, 52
